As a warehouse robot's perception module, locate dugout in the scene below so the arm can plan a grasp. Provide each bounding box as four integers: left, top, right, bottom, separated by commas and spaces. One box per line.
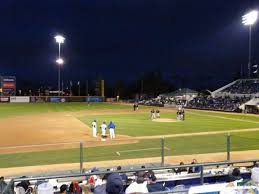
245, 104, 259, 114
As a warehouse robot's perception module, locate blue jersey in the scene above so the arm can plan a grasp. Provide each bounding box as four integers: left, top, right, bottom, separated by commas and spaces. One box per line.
108, 122, 116, 129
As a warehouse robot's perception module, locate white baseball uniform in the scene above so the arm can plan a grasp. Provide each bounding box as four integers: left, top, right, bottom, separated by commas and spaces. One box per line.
92, 121, 97, 137
100, 123, 107, 136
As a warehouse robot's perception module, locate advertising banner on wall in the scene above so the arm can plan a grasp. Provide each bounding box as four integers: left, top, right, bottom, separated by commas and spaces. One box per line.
0, 97, 9, 102
10, 96, 30, 103
0, 76, 16, 96
30, 97, 46, 103
86, 96, 104, 102
49, 97, 61, 103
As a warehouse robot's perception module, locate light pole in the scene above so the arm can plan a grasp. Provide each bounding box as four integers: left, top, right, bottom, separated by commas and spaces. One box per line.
242, 10, 258, 78
54, 35, 65, 96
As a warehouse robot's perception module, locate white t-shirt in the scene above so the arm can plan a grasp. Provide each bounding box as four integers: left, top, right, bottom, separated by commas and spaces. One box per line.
92, 121, 97, 129
125, 181, 148, 194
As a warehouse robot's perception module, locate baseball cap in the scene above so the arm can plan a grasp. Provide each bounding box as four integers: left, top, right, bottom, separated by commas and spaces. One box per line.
106, 173, 123, 194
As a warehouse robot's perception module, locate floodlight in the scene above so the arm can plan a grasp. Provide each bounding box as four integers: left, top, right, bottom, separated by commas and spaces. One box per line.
56, 58, 64, 65
54, 35, 65, 44
242, 10, 258, 26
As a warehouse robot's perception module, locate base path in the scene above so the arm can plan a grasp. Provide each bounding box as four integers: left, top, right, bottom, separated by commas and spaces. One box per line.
1, 149, 259, 177
135, 127, 259, 140
152, 118, 178, 123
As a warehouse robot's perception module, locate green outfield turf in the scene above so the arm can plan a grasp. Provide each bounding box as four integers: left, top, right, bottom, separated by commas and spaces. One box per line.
80, 110, 259, 136
0, 102, 132, 118
1, 131, 259, 168
1, 102, 259, 168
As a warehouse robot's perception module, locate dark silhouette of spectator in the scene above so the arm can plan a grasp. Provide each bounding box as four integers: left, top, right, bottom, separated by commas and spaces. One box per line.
117, 166, 128, 184
147, 175, 165, 193
227, 168, 242, 182
188, 159, 201, 173
174, 162, 188, 174
106, 173, 124, 194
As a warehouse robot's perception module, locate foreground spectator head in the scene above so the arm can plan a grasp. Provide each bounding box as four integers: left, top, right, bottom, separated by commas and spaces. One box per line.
149, 175, 157, 184
227, 168, 242, 182
106, 173, 123, 194
136, 177, 145, 184
232, 168, 240, 177
60, 184, 68, 193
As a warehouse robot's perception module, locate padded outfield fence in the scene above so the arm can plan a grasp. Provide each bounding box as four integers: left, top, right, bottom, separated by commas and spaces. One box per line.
1, 133, 259, 177
0, 96, 105, 103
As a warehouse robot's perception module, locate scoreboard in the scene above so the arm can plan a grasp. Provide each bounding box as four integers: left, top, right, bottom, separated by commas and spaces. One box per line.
0, 76, 16, 96
95, 80, 104, 97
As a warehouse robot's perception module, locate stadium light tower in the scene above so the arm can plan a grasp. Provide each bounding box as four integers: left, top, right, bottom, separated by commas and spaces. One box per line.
54, 35, 65, 96
242, 10, 258, 78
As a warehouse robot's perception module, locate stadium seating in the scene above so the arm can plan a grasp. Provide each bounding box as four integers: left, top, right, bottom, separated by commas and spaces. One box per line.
187, 96, 250, 112
3, 159, 259, 194
221, 79, 259, 94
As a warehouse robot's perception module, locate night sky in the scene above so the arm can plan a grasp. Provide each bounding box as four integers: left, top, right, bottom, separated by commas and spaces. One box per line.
0, 0, 259, 89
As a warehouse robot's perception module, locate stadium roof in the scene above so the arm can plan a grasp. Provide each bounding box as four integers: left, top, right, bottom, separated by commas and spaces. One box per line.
160, 88, 198, 97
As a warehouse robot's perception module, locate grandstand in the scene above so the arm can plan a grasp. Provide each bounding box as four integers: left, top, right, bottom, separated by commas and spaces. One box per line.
212, 79, 259, 97
2, 159, 259, 193
140, 79, 259, 114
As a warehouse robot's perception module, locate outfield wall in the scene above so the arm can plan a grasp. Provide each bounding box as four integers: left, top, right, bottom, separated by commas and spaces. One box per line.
0, 96, 105, 103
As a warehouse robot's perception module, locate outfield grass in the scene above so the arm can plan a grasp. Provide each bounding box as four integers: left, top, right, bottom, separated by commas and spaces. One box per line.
1, 131, 259, 168
1, 103, 259, 168
80, 110, 259, 136
0, 103, 132, 118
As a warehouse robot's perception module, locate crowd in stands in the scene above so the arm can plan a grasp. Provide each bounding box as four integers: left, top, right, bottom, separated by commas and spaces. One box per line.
1, 159, 207, 194
222, 79, 259, 94
139, 95, 250, 112
187, 96, 250, 112
139, 96, 186, 107
2, 160, 259, 194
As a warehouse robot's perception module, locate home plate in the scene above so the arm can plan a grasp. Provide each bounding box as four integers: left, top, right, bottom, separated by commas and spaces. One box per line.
152, 118, 178, 123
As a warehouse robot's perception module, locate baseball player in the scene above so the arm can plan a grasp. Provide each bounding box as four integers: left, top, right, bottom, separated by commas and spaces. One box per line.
108, 121, 116, 139
92, 120, 97, 137
100, 121, 107, 141
150, 109, 156, 120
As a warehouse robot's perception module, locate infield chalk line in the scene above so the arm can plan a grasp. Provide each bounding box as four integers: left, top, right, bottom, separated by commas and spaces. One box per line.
0, 141, 84, 150
116, 147, 170, 156
187, 111, 259, 124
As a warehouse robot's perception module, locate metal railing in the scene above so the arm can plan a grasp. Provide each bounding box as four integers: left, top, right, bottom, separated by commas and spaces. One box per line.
3, 159, 259, 194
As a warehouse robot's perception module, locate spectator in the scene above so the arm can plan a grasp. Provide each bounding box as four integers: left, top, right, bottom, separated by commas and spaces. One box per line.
94, 174, 109, 194
227, 168, 242, 182
146, 170, 155, 180
106, 173, 124, 194
0, 177, 12, 194
83, 184, 93, 194
117, 166, 128, 184
60, 184, 68, 194
69, 181, 81, 193
174, 162, 188, 174
125, 177, 148, 194
188, 159, 201, 173
94, 173, 124, 194
147, 175, 165, 193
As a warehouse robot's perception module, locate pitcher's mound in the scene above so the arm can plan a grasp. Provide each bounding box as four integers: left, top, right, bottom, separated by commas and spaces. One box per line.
152, 118, 178, 123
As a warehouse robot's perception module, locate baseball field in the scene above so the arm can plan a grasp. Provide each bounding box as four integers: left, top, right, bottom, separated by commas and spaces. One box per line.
1, 102, 259, 176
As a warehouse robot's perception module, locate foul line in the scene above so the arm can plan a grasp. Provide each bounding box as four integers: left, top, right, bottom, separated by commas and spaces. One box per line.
187, 111, 259, 124
116, 147, 170, 156
0, 141, 84, 150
